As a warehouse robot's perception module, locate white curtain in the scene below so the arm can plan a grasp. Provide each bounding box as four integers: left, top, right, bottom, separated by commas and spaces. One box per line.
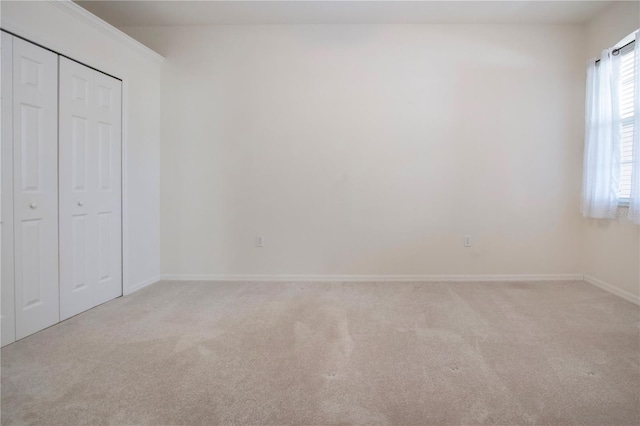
581, 48, 621, 219
629, 31, 640, 224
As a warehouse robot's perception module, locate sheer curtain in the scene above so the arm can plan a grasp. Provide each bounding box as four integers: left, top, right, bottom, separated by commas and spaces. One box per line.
629, 31, 640, 224
581, 49, 621, 219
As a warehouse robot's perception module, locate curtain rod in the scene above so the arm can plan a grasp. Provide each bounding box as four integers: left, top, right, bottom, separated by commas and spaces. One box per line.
595, 38, 635, 64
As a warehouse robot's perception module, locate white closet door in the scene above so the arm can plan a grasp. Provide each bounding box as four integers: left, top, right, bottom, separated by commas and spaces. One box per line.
1, 32, 16, 347
12, 38, 59, 339
59, 58, 122, 320
91, 70, 122, 307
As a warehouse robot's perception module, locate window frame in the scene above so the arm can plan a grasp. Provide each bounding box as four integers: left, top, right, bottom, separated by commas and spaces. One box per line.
617, 40, 635, 207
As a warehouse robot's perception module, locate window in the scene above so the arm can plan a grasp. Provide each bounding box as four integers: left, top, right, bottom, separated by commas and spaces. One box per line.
618, 41, 635, 204
582, 31, 638, 221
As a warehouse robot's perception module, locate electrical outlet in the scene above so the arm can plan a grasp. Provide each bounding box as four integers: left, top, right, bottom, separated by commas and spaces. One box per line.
256, 236, 264, 248
464, 235, 472, 247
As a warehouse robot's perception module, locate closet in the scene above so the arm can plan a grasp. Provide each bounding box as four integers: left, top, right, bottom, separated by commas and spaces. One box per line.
1, 32, 123, 347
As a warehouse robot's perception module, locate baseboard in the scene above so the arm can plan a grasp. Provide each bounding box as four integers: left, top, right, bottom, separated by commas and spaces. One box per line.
124, 276, 160, 296
583, 274, 640, 306
160, 273, 584, 283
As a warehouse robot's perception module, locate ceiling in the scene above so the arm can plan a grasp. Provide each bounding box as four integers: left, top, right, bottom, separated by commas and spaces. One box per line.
75, 0, 615, 27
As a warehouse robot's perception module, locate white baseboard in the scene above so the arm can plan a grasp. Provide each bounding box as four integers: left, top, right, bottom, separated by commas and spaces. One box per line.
124, 276, 160, 296
160, 273, 584, 283
583, 274, 640, 306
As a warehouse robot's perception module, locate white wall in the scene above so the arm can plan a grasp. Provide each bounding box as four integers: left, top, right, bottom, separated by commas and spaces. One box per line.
124, 24, 586, 278
582, 1, 640, 301
1, 1, 162, 293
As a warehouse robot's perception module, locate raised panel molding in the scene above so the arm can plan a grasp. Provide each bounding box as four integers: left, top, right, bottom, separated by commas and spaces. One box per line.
97, 122, 112, 190
97, 85, 111, 109
21, 219, 42, 308
19, 57, 41, 89
19, 104, 41, 191
72, 76, 89, 103
71, 214, 88, 292
97, 212, 111, 281
71, 115, 88, 190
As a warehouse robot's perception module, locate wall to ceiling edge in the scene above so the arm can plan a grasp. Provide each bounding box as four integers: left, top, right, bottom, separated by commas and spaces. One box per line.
1, 0, 163, 294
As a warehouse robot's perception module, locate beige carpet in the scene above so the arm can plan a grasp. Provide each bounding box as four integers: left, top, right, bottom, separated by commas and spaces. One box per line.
1, 280, 639, 425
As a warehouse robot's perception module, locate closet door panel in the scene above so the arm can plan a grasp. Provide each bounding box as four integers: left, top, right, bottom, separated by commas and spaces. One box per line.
92, 71, 121, 307
60, 58, 121, 320
12, 38, 59, 339
1, 32, 16, 347
59, 59, 94, 319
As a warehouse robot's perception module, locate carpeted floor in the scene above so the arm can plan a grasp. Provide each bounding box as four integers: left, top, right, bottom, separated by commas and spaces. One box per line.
1, 280, 639, 425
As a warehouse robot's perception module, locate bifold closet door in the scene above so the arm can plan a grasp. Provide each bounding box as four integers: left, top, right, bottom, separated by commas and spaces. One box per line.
1, 32, 16, 346
59, 57, 122, 321
12, 37, 60, 340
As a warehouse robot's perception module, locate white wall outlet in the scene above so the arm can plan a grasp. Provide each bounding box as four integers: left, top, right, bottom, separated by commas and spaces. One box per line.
256, 236, 264, 248
464, 235, 472, 247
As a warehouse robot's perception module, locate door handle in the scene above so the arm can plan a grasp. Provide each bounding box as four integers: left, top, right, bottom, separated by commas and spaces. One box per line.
29, 202, 37, 209
77, 201, 84, 207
